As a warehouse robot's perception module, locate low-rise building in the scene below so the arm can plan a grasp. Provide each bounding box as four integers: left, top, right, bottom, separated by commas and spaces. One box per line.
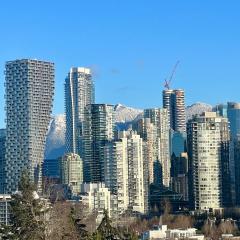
0, 194, 11, 225
142, 225, 204, 240
142, 225, 167, 240
80, 183, 111, 217
60, 153, 83, 195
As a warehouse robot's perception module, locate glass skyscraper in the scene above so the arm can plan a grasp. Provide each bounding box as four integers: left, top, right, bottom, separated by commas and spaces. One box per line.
83, 104, 115, 183
227, 102, 240, 205
65, 67, 95, 156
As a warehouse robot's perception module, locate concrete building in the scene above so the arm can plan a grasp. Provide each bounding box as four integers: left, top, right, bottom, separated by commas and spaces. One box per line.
0, 194, 11, 225
120, 130, 145, 213
5, 59, 54, 193
144, 108, 171, 187
136, 118, 157, 184
0, 129, 6, 194
163, 89, 186, 132
104, 138, 129, 215
104, 131, 146, 214
142, 225, 204, 240
187, 112, 231, 210
65, 67, 95, 156
60, 153, 83, 195
80, 183, 111, 217
142, 225, 167, 240
83, 104, 115, 183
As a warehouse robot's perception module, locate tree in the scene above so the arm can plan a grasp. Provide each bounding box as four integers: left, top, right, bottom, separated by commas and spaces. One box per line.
2, 171, 49, 240
47, 202, 82, 240
70, 205, 89, 240
91, 210, 121, 240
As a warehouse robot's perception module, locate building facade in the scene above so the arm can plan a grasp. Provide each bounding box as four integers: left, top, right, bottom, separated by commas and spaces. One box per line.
187, 112, 231, 210
144, 108, 171, 187
65, 67, 95, 155
5, 59, 54, 193
227, 102, 240, 205
80, 183, 111, 218
163, 89, 186, 133
0, 194, 11, 225
0, 130, 6, 194
83, 104, 115, 183
60, 153, 83, 195
104, 138, 129, 215
136, 118, 157, 185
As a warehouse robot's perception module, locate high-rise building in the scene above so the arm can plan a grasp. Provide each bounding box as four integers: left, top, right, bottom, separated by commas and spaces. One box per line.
214, 104, 228, 118
227, 102, 240, 138
65, 67, 95, 155
80, 183, 112, 218
60, 153, 83, 195
104, 138, 129, 215
104, 131, 146, 214
227, 102, 240, 206
136, 118, 157, 184
5, 59, 54, 193
163, 89, 186, 132
42, 158, 60, 179
171, 131, 186, 158
123, 131, 145, 214
171, 152, 188, 201
187, 112, 231, 210
0, 130, 6, 194
83, 104, 115, 183
144, 108, 171, 187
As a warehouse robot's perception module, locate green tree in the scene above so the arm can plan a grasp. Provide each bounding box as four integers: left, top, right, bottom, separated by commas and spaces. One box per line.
91, 210, 121, 240
8, 171, 48, 240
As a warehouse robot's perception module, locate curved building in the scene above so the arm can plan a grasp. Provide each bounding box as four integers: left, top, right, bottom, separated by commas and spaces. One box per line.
5, 59, 54, 193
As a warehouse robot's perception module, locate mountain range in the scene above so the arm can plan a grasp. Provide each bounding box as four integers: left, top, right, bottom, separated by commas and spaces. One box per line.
45, 102, 212, 159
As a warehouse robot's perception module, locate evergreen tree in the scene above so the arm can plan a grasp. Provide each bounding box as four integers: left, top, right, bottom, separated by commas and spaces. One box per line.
4, 171, 48, 240
90, 210, 140, 240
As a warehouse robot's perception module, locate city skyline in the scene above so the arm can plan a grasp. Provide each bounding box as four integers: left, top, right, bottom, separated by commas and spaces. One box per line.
0, 1, 240, 128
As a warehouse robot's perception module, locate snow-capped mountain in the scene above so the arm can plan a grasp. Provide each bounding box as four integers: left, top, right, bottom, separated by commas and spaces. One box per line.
114, 104, 143, 123
45, 102, 212, 159
45, 114, 65, 159
186, 102, 212, 120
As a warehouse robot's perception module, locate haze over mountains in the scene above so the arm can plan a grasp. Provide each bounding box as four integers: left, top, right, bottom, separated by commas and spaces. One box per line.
45, 102, 212, 159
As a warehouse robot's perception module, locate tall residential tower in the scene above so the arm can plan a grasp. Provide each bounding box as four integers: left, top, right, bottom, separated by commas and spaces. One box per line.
187, 112, 231, 210
65, 67, 95, 155
163, 89, 186, 132
83, 104, 115, 183
5, 59, 54, 193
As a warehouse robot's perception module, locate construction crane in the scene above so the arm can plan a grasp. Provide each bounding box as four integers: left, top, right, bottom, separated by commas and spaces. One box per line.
164, 61, 180, 90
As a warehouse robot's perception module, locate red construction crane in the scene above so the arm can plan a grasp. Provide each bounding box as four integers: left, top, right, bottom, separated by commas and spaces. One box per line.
164, 61, 180, 90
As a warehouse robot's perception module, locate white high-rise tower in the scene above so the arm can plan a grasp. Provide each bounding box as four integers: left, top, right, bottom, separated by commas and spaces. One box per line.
5, 59, 54, 193
65, 67, 95, 155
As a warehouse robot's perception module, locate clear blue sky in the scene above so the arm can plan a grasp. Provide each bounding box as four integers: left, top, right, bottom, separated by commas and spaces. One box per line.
0, 1, 240, 128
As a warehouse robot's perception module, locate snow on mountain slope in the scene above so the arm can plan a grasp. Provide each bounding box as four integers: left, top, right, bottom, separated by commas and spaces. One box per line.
186, 102, 212, 120
114, 104, 143, 123
45, 114, 65, 159
45, 102, 212, 159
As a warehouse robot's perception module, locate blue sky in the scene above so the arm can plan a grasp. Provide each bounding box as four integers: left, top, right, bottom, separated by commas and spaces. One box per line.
0, 1, 240, 128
